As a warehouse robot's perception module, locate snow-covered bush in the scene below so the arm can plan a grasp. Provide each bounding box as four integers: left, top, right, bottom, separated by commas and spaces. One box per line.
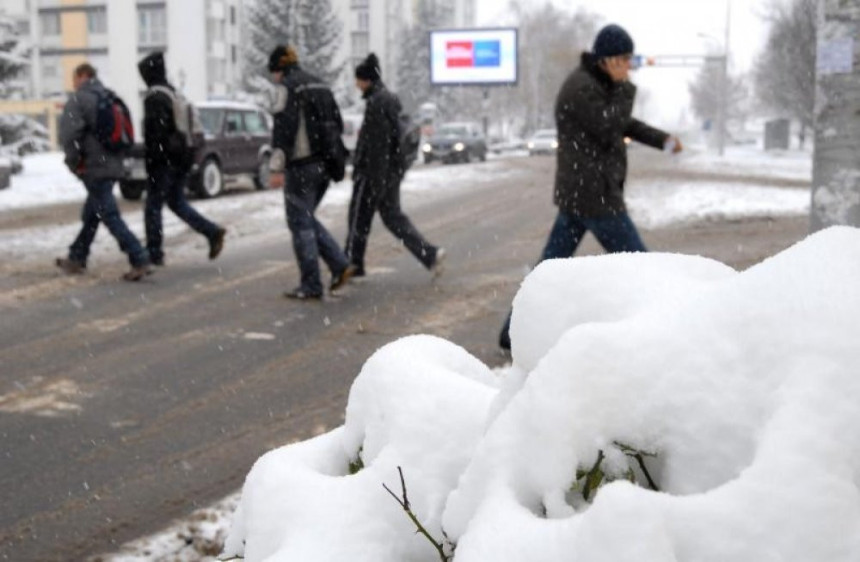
224, 227, 860, 562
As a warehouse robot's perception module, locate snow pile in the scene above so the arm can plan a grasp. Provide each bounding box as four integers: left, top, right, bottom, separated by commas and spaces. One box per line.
227, 228, 860, 561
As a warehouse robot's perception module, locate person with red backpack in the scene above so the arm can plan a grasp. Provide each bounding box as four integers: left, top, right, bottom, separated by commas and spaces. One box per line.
138, 52, 226, 267
56, 63, 151, 281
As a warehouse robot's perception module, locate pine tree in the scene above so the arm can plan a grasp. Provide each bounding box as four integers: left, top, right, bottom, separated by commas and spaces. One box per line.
242, 0, 344, 100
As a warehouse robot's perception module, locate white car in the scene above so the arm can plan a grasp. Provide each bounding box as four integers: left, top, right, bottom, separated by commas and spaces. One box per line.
527, 129, 558, 156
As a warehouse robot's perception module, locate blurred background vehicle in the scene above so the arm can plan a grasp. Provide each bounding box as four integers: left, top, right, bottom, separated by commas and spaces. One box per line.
120, 101, 272, 200
421, 121, 487, 164
527, 129, 558, 156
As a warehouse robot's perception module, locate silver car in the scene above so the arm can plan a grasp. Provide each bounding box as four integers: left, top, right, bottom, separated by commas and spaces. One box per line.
527, 129, 558, 156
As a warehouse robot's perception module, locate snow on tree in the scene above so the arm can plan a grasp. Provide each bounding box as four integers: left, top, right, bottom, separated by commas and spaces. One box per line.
687, 61, 749, 134
242, 0, 344, 105
0, 11, 48, 155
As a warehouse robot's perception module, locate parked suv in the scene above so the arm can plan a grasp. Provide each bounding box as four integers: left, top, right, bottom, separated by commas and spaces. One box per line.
421, 122, 487, 164
120, 101, 272, 200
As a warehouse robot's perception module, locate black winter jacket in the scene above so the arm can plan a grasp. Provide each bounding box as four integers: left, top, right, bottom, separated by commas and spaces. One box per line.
353, 81, 402, 188
138, 53, 191, 172
553, 53, 669, 217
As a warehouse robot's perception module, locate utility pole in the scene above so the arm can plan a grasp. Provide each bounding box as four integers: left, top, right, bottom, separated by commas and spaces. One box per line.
810, 0, 860, 230
717, 0, 731, 157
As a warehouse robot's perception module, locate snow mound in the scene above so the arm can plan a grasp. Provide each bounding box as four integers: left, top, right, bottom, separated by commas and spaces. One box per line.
226, 227, 860, 562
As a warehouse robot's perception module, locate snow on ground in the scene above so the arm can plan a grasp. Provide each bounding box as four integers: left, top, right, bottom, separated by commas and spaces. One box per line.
222, 226, 860, 562
0, 145, 811, 270
10, 143, 823, 561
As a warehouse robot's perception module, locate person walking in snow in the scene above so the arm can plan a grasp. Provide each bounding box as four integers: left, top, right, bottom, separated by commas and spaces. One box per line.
138, 52, 226, 267
345, 53, 445, 278
267, 45, 356, 300
498, 24, 683, 350
56, 63, 152, 282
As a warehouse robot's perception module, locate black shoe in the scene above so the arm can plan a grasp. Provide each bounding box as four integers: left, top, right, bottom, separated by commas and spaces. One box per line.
123, 264, 152, 282
330, 264, 358, 292
150, 256, 165, 267
209, 227, 226, 260
283, 288, 323, 301
55, 257, 86, 275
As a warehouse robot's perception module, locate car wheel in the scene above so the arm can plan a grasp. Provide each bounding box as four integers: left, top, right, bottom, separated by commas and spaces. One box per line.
254, 153, 271, 190
195, 158, 223, 198
462, 150, 471, 164
119, 181, 145, 201
479, 149, 487, 162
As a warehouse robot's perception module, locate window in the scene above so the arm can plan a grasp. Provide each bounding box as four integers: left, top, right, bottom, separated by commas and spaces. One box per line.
230, 6, 236, 25
224, 112, 244, 135
87, 7, 107, 34
39, 12, 60, 36
208, 58, 226, 82
356, 10, 369, 32
138, 6, 167, 46
207, 17, 225, 42
198, 108, 224, 135
231, 45, 237, 64
351, 32, 369, 58
243, 112, 268, 135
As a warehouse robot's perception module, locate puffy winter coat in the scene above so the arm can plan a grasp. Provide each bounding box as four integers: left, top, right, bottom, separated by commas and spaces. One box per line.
59, 77, 125, 181
353, 81, 402, 188
553, 53, 669, 217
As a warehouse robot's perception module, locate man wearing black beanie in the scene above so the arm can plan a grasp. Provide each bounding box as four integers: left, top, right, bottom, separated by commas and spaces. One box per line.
346, 53, 444, 278
497, 24, 683, 350
267, 45, 356, 300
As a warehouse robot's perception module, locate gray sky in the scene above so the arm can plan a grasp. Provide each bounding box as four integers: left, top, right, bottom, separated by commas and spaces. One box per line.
476, 0, 773, 128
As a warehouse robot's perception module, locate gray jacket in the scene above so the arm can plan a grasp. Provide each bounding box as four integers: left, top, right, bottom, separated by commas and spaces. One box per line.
60, 77, 125, 181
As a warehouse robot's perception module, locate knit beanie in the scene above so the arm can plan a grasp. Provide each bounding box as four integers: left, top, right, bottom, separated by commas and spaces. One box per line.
267, 45, 299, 72
592, 24, 635, 58
355, 53, 381, 82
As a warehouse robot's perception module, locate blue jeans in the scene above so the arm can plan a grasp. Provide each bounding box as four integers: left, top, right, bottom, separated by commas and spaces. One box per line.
285, 162, 349, 294
145, 167, 220, 263
499, 210, 646, 347
69, 179, 148, 267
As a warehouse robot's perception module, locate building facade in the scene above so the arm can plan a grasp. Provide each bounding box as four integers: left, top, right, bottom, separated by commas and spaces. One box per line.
4, 0, 245, 129
334, 0, 476, 91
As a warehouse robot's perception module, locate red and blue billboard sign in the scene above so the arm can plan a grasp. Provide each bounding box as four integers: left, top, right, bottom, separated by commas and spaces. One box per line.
431, 28, 518, 85
445, 40, 502, 68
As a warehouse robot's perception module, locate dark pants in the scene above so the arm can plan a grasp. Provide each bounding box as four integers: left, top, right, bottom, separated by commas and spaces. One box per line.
345, 171, 437, 271
144, 167, 220, 263
285, 161, 349, 294
69, 179, 148, 267
500, 210, 647, 347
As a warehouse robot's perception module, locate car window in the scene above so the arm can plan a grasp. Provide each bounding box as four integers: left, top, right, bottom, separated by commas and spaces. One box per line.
224, 111, 244, 135
243, 111, 268, 135
198, 108, 223, 135
438, 125, 468, 136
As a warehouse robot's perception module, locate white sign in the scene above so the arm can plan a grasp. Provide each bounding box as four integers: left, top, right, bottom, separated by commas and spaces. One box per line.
817, 38, 855, 75
430, 28, 518, 86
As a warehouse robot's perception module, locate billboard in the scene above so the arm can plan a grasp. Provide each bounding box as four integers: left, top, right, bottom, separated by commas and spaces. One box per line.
430, 28, 518, 86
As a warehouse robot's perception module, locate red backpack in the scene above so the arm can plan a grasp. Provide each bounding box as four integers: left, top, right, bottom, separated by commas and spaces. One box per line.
95, 89, 135, 153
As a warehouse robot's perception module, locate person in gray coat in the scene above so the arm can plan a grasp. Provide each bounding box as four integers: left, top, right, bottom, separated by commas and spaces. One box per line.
55, 63, 151, 281
498, 24, 683, 349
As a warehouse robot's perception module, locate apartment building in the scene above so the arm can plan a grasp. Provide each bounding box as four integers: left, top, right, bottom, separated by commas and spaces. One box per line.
335, 0, 477, 91
4, 0, 245, 128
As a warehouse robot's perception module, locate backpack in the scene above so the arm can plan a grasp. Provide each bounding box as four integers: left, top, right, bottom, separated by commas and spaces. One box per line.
295, 82, 347, 182
147, 85, 203, 149
94, 89, 134, 153
397, 113, 421, 173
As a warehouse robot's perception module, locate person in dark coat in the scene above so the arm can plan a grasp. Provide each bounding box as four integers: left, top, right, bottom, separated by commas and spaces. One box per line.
498, 24, 683, 350
267, 45, 356, 300
345, 53, 445, 278
138, 52, 226, 267
56, 63, 151, 281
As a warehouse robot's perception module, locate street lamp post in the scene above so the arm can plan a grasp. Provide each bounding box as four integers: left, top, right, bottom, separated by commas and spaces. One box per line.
698, 0, 731, 156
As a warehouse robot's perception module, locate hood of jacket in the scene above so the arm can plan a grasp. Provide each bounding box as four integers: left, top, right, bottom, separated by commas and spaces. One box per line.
138, 52, 168, 87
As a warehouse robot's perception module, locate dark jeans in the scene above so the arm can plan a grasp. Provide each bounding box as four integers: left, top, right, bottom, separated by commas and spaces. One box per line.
144, 167, 220, 263
285, 161, 349, 294
500, 210, 647, 347
69, 179, 148, 267
345, 171, 437, 271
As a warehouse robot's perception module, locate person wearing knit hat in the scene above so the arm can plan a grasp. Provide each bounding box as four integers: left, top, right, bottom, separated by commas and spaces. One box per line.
496, 23, 683, 351
345, 53, 445, 278
266, 44, 356, 300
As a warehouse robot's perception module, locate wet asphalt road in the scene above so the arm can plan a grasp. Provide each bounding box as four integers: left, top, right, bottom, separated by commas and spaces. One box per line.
0, 153, 810, 561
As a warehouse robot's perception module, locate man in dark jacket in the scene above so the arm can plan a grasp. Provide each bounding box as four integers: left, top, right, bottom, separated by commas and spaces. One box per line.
345, 53, 444, 278
498, 24, 683, 350
267, 45, 355, 300
56, 63, 151, 281
138, 52, 226, 267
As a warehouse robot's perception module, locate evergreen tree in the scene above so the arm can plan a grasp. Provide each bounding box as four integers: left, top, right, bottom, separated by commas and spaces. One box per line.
242, 0, 344, 102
